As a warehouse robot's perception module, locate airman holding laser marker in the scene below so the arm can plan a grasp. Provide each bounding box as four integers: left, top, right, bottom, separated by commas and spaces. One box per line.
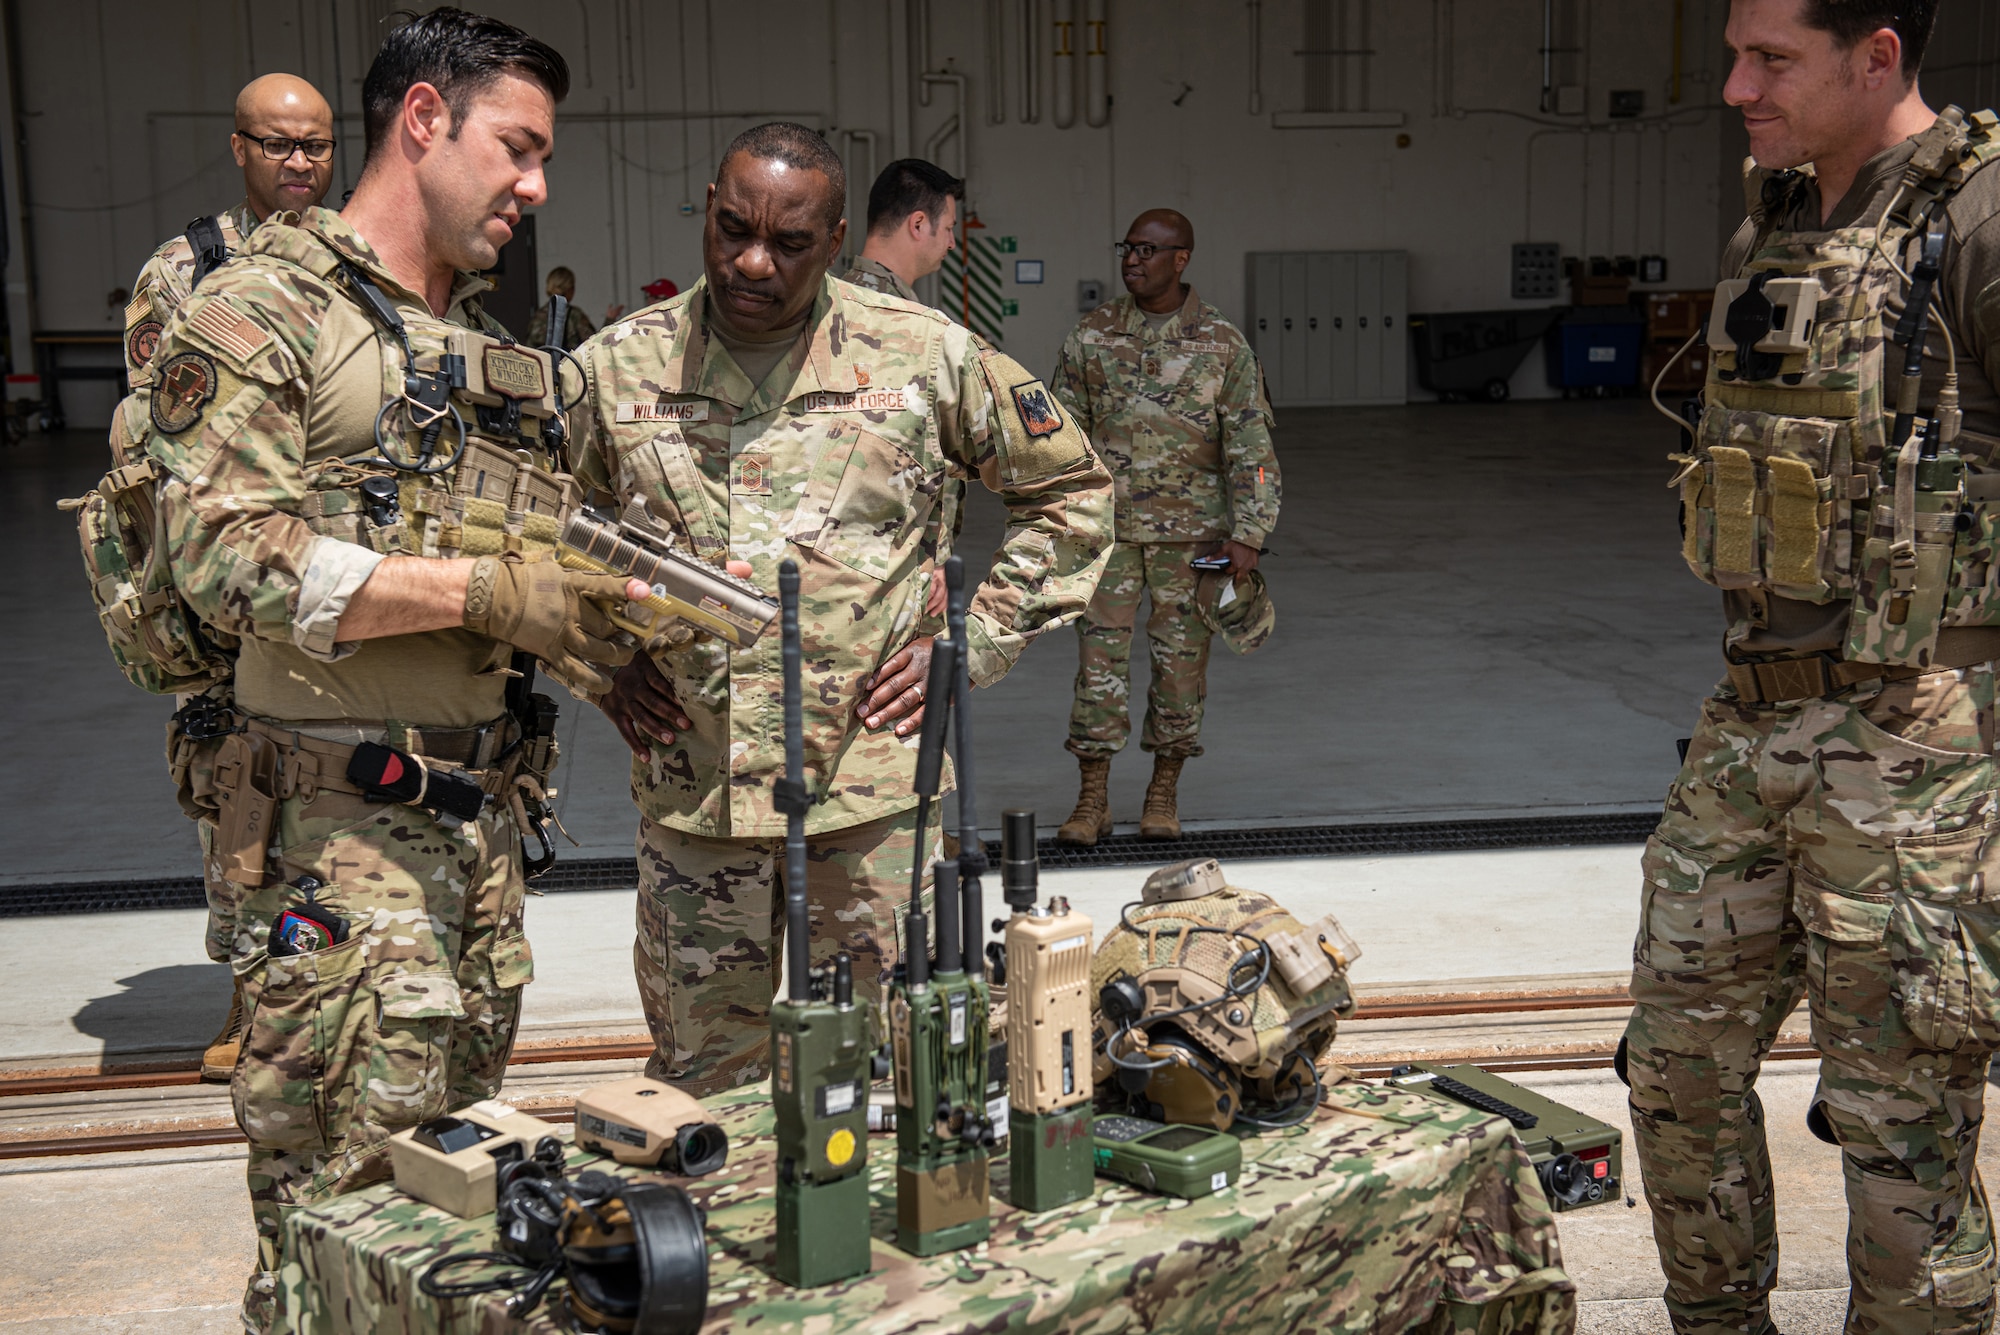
128, 14, 642, 1328
574, 122, 1113, 1099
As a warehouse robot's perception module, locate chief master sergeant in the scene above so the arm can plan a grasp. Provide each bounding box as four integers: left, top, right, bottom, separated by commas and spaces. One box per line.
1049, 208, 1278, 845
572, 121, 1113, 1097
1624, 1, 2000, 1331
130, 11, 640, 1326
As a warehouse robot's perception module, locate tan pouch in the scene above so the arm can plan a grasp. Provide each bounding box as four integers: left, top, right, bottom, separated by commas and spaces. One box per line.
212, 730, 279, 887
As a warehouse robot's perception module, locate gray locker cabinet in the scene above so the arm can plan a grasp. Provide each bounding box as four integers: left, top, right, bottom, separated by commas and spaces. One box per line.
1244, 249, 1408, 407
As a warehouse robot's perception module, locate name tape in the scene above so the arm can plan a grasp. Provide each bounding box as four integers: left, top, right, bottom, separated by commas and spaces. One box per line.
801, 386, 914, 415
617, 400, 710, 423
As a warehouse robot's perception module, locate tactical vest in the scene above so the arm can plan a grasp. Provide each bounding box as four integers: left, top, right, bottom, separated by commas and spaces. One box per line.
264, 227, 580, 564
1674, 107, 2000, 668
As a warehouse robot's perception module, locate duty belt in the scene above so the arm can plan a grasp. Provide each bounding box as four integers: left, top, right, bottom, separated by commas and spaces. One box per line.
1724, 626, 2000, 704
242, 714, 522, 803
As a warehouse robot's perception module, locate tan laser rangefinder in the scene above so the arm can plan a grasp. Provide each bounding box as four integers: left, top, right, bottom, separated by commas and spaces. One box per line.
573, 1075, 730, 1175
389, 1099, 562, 1218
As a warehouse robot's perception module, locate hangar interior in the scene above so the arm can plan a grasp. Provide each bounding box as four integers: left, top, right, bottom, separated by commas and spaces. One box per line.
6, 2, 2000, 1333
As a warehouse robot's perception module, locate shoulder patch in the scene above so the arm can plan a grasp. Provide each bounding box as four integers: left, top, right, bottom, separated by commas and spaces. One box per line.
124, 291, 154, 328
186, 296, 273, 365
151, 351, 218, 433
1010, 379, 1066, 438
126, 320, 163, 369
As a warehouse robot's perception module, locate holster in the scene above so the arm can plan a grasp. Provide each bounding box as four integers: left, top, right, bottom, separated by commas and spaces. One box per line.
211, 730, 280, 887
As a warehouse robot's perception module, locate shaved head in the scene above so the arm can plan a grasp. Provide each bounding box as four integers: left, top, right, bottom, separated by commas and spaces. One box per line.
1127, 208, 1194, 250
231, 72, 336, 220
236, 73, 332, 130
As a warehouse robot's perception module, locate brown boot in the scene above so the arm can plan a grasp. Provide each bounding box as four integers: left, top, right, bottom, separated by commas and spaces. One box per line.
1140, 755, 1186, 840
1056, 756, 1113, 845
200, 980, 247, 1081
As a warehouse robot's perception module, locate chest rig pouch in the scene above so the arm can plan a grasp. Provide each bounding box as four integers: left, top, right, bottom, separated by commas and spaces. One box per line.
1674, 106, 2000, 667
298, 263, 581, 562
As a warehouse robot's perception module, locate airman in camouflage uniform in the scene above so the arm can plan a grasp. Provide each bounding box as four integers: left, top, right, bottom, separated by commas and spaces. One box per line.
1050, 209, 1278, 845
121, 73, 338, 1082
1625, 6, 2000, 1331
129, 17, 627, 1330
575, 124, 1112, 1099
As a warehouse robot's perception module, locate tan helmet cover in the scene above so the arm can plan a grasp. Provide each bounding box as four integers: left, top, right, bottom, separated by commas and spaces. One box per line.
1092, 860, 1358, 1086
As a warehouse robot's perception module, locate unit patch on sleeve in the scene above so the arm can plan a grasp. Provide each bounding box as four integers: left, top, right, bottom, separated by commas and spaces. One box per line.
151, 351, 218, 434
1010, 379, 1066, 438
126, 320, 164, 370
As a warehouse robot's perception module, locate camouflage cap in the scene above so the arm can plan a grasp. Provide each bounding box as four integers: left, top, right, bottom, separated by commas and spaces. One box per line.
1196, 568, 1275, 655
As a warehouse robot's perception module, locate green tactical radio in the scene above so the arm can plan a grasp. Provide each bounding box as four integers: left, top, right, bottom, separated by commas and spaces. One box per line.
1388, 1063, 1623, 1212
1091, 1115, 1242, 1199
769, 560, 877, 1288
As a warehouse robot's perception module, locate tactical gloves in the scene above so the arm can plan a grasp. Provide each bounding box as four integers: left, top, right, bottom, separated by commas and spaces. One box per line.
463, 556, 636, 694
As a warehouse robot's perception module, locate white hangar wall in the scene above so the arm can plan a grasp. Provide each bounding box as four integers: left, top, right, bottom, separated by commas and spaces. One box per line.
6, 1, 1997, 426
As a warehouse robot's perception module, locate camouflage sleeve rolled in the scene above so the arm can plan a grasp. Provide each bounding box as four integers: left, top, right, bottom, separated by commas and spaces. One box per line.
1049, 324, 1096, 439
938, 329, 1114, 687
1220, 343, 1280, 549
146, 286, 382, 660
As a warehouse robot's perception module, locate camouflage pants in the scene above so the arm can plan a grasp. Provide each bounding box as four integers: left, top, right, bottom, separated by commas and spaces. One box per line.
166, 694, 236, 961
635, 809, 938, 1098
232, 779, 532, 1331
1626, 664, 2000, 1335
1067, 540, 1214, 760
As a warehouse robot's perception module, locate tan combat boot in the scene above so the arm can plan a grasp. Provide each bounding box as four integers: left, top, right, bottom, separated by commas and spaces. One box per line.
1139, 755, 1186, 840
200, 981, 247, 1081
1056, 757, 1113, 846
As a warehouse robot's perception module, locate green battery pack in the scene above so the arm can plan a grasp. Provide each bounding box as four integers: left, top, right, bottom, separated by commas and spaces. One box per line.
1091, 1115, 1241, 1199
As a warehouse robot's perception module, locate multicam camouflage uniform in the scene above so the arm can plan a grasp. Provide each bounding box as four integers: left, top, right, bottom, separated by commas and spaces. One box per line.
125, 203, 262, 965
1630, 109, 2000, 1335
123, 202, 259, 378
841, 254, 921, 304
1051, 285, 1278, 759
142, 206, 564, 1329
571, 275, 1113, 1096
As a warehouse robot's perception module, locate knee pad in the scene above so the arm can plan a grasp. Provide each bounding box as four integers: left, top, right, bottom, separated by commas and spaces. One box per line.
1614, 1035, 1630, 1088
1806, 1099, 1839, 1146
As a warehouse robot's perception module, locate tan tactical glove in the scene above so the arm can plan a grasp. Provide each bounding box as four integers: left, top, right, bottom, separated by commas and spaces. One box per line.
463, 556, 637, 695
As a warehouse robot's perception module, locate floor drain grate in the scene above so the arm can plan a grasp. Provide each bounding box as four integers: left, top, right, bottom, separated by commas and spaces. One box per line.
0, 811, 1657, 918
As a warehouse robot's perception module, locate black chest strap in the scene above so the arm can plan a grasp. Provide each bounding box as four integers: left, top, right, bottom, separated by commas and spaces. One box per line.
184, 215, 231, 290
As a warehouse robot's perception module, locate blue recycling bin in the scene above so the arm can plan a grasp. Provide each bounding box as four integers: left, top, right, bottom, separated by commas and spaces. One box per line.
1544, 306, 1646, 393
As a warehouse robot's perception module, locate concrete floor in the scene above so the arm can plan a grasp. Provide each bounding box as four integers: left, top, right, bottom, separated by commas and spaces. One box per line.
0, 399, 1712, 884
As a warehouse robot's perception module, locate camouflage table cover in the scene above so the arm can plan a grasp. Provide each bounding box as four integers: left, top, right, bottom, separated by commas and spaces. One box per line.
280, 1079, 1575, 1335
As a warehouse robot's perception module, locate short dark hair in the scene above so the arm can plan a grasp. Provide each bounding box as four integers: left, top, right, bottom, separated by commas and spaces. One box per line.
1800, 0, 1939, 80
362, 8, 569, 161
866, 159, 964, 235
717, 122, 848, 232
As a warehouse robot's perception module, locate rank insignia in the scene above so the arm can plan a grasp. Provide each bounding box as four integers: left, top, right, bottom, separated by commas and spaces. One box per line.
1010, 379, 1064, 438
855, 366, 871, 387
126, 319, 163, 369
152, 350, 218, 434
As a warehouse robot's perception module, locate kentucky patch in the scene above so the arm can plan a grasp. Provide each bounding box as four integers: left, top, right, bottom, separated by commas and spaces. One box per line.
617, 400, 709, 424
125, 319, 163, 369
1010, 379, 1065, 438
482, 345, 547, 400
151, 351, 218, 434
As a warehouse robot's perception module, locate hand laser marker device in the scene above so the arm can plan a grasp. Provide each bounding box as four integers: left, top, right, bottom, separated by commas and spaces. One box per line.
768, 559, 877, 1287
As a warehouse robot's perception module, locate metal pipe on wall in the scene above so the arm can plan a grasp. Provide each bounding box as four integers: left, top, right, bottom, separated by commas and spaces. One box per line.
1247, 0, 1262, 116
1083, 0, 1108, 128
1019, 0, 1040, 122
922, 72, 968, 178
986, 0, 1007, 124
917, 0, 934, 104
1052, 0, 1076, 128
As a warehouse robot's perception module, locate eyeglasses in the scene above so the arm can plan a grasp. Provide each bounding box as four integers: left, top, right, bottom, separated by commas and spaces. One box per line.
1114, 242, 1187, 261
236, 132, 336, 163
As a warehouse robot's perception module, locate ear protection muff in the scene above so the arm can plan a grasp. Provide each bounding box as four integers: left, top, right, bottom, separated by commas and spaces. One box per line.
1125, 1029, 1242, 1131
